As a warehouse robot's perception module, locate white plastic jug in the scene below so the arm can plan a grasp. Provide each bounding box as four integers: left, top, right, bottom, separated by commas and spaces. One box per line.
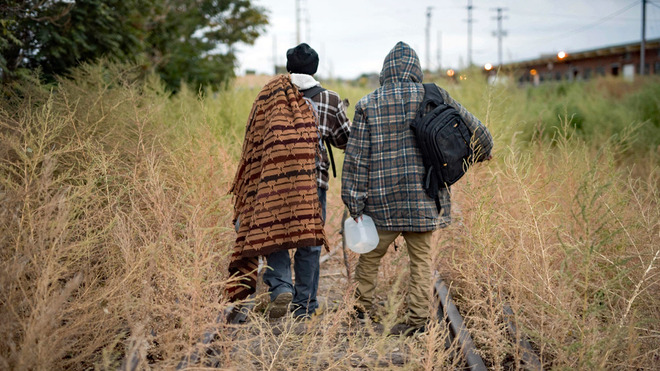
344, 214, 379, 254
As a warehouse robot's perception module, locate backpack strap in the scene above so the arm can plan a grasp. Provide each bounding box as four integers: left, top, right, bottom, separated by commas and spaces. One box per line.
419, 83, 445, 214
301, 85, 326, 99
421, 83, 444, 107
301, 85, 338, 179
324, 138, 337, 178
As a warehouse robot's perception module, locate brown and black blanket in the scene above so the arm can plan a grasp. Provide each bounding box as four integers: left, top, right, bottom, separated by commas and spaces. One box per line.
227, 75, 327, 302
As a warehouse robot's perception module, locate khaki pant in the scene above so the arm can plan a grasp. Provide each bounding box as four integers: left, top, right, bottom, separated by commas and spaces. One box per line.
354, 229, 434, 326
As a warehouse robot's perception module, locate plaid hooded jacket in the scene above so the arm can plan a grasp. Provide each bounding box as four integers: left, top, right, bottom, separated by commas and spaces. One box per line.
341, 42, 492, 232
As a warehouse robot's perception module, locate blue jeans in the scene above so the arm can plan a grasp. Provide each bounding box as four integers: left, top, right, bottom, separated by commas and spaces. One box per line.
263, 187, 326, 317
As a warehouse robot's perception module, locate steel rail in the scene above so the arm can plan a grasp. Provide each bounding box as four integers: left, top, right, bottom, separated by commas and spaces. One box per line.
434, 279, 487, 370
502, 303, 543, 370
434, 277, 543, 370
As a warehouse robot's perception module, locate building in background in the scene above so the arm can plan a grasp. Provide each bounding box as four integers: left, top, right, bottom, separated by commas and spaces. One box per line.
488, 38, 660, 85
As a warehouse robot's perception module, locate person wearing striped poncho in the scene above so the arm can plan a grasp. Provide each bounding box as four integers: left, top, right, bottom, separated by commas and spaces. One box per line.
228, 74, 327, 307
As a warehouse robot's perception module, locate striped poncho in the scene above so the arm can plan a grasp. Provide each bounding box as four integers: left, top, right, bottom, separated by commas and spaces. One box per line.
227, 75, 327, 302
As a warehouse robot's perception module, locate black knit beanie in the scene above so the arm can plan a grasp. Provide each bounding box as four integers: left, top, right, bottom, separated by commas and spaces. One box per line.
286, 43, 319, 75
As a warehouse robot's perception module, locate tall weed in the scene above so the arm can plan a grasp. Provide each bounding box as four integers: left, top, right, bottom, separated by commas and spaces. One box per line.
0, 63, 236, 369
1, 63, 658, 369
445, 117, 659, 368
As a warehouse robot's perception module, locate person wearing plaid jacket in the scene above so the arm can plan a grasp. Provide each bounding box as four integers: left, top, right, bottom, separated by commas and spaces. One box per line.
341, 41, 493, 335
263, 43, 352, 319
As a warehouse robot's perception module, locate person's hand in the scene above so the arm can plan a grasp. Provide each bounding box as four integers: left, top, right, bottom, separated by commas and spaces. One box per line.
354, 215, 362, 223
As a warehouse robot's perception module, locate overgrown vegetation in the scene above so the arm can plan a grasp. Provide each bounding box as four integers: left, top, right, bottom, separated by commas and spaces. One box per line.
0, 64, 658, 369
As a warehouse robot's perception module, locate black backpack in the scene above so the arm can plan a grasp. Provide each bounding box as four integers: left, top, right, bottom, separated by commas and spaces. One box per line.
301, 85, 337, 178
410, 83, 474, 204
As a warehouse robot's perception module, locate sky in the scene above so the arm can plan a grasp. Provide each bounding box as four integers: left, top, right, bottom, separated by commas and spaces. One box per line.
235, 0, 660, 80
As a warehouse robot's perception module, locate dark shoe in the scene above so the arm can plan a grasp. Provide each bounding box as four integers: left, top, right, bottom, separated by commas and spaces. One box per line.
226, 304, 249, 324
354, 306, 381, 324
389, 323, 426, 337
291, 305, 313, 321
268, 292, 293, 319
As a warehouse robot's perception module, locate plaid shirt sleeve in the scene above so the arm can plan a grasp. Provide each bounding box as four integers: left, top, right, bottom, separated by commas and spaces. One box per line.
341, 101, 370, 219
438, 87, 493, 162
316, 90, 351, 149
313, 90, 352, 189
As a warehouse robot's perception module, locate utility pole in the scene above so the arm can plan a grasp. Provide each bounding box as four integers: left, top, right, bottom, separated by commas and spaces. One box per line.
272, 35, 278, 74
425, 7, 433, 71
437, 31, 442, 71
304, 0, 311, 43
491, 7, 508, 67
640, 0, 646, 75
296, 0, 301, 44
466, 0, 474, 67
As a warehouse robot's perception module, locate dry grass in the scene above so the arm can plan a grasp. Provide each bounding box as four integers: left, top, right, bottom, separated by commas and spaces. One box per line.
442, 121, 660, 369
1, 64, 658, 369
0, 64, 237, 369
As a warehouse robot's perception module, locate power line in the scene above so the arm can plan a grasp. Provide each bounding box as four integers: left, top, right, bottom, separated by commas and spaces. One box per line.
519, 0, 640, 45
506, 10, 641, 21
649, 1, 660, 34
548, 1, 639, 41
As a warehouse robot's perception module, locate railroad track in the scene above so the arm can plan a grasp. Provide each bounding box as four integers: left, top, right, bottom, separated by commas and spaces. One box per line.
124, 210, 543, 370
169, 276, 542, 370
